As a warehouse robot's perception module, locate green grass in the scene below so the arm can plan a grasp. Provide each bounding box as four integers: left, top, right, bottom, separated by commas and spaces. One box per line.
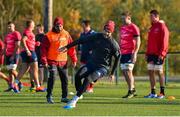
0, 79, 180, 116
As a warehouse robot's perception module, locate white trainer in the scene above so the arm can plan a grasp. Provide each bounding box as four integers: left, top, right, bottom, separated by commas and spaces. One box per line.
144, 93, 157, 98
63, 100, 76, 109
79, 95, 83, 99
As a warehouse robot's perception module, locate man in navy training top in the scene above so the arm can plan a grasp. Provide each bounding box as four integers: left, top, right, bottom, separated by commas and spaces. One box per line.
78, 20, 96, 93
59, 20, 120, 109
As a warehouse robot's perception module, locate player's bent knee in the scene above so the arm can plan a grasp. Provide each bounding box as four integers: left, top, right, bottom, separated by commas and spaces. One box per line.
79, 66, 88, 76
87, 71, 101, 83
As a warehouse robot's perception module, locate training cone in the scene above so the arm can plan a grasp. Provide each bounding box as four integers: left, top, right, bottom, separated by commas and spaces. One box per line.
168, 96, 175, 100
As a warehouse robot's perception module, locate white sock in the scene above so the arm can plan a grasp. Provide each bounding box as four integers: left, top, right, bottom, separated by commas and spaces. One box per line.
37, 84, 40, 88
72, 95, 80, 102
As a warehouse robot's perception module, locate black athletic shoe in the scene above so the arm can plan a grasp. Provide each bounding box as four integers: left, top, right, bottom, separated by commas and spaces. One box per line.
61, 98, 70, 103
4, 87, 13, 92
132, 89, 137, 97
122, 90, 134, 98
47, 96, 54, 104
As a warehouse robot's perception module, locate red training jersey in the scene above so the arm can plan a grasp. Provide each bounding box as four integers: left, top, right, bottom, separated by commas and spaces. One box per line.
4, 31, 22, 56
119, 23, 140, 54
146, 21, 169, 58
22, 28, 36, 51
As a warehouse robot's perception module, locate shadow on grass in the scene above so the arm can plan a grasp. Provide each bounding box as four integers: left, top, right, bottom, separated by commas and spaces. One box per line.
0, 101, 46, 104
78, 100, 180, 105
0, 97, 45, 100
1, 95, 180, 106
0, 101, 65, 108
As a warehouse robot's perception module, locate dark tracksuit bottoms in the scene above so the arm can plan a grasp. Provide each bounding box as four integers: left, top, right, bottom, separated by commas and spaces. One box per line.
47, 65, 68, 98
65, 33, 120, 97
75, 65, 107, 97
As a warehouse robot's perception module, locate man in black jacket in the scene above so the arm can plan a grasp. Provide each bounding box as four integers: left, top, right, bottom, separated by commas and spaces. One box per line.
59, 20, 120, 109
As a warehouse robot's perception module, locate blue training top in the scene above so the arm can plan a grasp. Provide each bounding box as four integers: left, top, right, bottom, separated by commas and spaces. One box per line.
78, 30, 96, 63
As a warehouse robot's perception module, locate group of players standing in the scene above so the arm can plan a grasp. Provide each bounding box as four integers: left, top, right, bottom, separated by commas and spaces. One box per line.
0, 21, 46, 93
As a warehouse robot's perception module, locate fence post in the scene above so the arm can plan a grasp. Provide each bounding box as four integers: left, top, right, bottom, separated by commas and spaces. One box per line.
165, 54, 169, 85
71, 68, 75, 84
115, 66, 119, 85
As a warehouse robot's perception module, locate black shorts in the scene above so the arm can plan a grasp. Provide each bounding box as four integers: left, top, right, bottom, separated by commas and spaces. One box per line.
120, 54, 133, 64
5, 54, 19, 65
21, 51, 38, 63
147, 55, 164, 65
37, 56, 43, 68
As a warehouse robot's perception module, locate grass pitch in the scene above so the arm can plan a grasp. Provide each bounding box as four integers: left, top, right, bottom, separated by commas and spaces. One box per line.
0, 79, 180, 116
